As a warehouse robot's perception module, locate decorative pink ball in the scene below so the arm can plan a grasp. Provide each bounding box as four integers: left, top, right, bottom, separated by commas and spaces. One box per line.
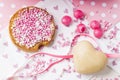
94, 29, 103, 39
74, 10, 85, 19
61, 15, 72, 26
76, 23, 86, 33
90, 20, 101, 29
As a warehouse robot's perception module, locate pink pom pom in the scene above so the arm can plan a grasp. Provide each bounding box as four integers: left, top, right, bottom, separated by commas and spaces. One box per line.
76, 23, 86, 33
94, 29, 103, 39
74, 10, 85, 19
90, 20, 101, 29
61, 15, 72, 26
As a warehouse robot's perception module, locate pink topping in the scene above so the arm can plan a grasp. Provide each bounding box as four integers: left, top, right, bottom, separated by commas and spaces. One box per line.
11, 7, 54, 48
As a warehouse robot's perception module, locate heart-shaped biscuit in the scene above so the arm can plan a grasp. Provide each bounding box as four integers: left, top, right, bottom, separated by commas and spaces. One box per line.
72, 40, 107, 74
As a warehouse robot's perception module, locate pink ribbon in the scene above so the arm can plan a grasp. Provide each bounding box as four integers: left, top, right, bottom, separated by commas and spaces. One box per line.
7, 33, 120, 80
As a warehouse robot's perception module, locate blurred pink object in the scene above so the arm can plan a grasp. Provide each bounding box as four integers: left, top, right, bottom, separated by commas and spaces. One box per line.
72, 0, 120, 24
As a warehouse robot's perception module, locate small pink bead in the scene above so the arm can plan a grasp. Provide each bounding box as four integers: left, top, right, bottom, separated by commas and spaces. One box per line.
76, 23, 86, 33
94, 29, 103, 39
90, 20, 101, 29
61, 15, 72, 26
74, 10, 85, 19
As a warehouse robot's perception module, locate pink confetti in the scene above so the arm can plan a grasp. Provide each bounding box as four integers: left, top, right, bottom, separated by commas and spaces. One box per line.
52, 45, 57, 50
3, 42, 8, 46
77, 74, 81, 78
58, 33, 63, 37
53, 5, 58, 10
13, 64, 18, 68
112, 60, 117, 66
62, 41, 71, 47
64, 8, 68, 13
51, 68, 56, 73
2, 54, 8, 59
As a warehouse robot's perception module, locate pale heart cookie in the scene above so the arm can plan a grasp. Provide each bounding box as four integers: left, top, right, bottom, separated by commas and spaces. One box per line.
72, 41, 108, 74
9, 6, 55, 52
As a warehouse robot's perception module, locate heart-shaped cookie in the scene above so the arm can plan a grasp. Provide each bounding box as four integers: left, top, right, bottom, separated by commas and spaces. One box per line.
72, 40, 107, 74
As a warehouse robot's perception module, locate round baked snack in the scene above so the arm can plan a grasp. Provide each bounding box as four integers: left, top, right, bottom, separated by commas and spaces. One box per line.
9, 6, 55, 52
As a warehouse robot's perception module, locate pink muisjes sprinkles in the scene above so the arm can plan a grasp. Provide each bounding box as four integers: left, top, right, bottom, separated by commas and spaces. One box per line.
10, 6, 55, 51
